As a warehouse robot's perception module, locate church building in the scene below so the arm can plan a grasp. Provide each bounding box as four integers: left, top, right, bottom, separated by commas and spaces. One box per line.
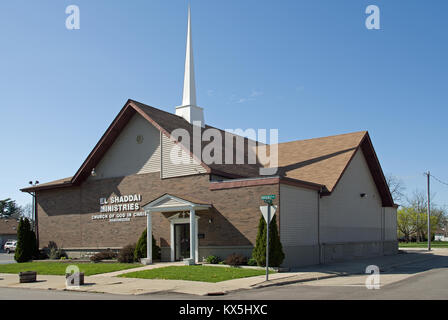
21, 8, 397, 267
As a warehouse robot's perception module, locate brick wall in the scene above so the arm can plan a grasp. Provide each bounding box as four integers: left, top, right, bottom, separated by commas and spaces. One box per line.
36, 173, 279, 251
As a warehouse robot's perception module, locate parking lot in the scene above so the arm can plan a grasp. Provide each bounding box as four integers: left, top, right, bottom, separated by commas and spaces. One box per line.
0, 253, 15, 265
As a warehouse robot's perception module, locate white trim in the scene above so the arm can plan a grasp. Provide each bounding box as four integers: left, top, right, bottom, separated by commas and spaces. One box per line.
169, 215, 200, 263
143, 194, 210, 212
190, 207, 196, 263
146, 212, 152, 264
142, 194, 209, 264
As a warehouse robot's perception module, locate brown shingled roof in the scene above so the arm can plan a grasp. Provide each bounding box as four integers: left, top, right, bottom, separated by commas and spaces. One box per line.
133, 100, 263, 179
0, 219, 19, 235
20, 99, 393, 206
276, 131, 366, 192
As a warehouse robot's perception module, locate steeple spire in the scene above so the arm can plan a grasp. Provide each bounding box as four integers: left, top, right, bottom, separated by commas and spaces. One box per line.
176, 5, 204, 127
182, 5, 196, 106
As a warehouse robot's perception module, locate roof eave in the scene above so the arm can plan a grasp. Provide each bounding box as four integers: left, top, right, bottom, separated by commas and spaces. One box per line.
20, 182, 73, 193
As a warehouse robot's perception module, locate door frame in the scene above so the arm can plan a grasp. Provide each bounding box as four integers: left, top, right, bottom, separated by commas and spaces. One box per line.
174, 223, 190, 261
169, 215, 199, 262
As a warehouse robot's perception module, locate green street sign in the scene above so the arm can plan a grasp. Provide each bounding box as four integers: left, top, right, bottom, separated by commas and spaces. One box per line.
261, 195, 276, 201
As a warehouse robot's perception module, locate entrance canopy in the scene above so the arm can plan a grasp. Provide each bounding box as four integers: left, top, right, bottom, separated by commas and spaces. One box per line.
142, 194, 211, 265
143, 194, 211, 213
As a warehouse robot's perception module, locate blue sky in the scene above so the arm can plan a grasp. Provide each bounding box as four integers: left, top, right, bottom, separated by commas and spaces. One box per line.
0, 0, 447, 209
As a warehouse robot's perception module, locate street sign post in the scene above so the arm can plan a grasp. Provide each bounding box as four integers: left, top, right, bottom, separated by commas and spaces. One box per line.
260, 195, 277, 281
261, 195, 276, 202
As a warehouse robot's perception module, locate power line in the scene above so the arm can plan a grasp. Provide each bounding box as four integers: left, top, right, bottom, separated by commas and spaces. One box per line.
430, 174, 448, 187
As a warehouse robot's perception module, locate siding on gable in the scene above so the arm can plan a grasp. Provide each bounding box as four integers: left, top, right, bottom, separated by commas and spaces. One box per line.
89, 113, 161, 180
320, 149, 383, 243
161, 134, 206, 179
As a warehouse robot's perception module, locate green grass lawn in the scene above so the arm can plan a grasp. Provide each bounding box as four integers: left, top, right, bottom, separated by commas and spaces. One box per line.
118, 265, 275, 283
399, 241, 448, 248
0, 262, 141, 276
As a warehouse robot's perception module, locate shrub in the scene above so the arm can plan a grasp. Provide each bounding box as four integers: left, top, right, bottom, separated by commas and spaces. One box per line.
47, 241, 58, 250
205, 255, 222, 264
134, 228, 161, 262
14, 217, 38, 263
37, 249, 49, 260
118, 243, 136, 263
49, 247, 67, 260
225, 253, 247, 266
252, 215, 285, 267
39, 241, 59, 260
247, 258, 257, 266
90, 249, 117, 262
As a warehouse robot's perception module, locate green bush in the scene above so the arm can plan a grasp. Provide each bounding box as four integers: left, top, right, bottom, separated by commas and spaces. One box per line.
205, 255, 222, 264
118, 243, 136, 263
48, 247, 67, 260
14, 217, 38, 263
247, 258, 257, 266
225, 253, 247, 266
90, 249, 117, 262
252, 215, 285, 267
134, 228, 161, 262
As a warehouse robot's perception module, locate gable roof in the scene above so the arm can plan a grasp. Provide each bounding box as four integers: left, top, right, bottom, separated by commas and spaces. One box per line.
20, 99, 394, 206
0, 218, 19, 235
276, 131, 365, 192
274, 131, 394, 206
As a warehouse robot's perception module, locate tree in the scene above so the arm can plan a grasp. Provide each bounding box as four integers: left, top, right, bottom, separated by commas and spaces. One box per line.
0, 198, 20, 218
397, 190, 448, 242
397, 207, 417, 241
134, 228, 161, 261
386, 174, 406, 204
14, 217, 38, 262
20, 203, 34, 221
252, 215, 285, 267
406, 189, 428, 213
412, 190, 447, 237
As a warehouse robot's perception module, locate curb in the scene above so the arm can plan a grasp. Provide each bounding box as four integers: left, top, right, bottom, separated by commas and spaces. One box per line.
252, 273, 348, 289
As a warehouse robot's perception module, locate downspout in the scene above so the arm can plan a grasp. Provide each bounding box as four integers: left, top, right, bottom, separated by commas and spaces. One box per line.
34, 191, 39, 249
381, 207, 385, 254
26, 191, 39, 249
318, 187, 322, 264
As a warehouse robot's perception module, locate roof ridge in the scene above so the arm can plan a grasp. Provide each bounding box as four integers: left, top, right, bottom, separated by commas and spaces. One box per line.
275, 130, 367, 146
132, 99, 261, 144
129, 99, 188, 122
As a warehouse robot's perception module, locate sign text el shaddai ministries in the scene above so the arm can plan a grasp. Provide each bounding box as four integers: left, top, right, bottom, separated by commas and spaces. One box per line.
91, 194, 146, 222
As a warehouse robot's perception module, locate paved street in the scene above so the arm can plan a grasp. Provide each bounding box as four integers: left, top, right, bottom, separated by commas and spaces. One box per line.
0, 253, 15, 265
0, 249, 447, 300
219, 252, 448, 300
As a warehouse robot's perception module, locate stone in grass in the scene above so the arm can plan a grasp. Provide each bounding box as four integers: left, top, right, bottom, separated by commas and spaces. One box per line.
183, 258, 195, 266
19, 271, 37, 283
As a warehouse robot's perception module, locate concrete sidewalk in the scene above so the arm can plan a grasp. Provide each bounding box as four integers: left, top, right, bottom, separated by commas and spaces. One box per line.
0, 269, 310, 296
255, 248, 448, 289
0, 249, 446, 296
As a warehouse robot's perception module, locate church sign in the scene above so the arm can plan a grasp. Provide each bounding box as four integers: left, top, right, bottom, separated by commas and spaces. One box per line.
91, 194, 146, 222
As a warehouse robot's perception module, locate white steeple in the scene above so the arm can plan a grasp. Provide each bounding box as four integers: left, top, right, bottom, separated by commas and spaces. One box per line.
176, 6, 205, 127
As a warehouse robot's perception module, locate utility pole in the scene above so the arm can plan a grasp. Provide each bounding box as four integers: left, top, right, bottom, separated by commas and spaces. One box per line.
425, 172, 431, 251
